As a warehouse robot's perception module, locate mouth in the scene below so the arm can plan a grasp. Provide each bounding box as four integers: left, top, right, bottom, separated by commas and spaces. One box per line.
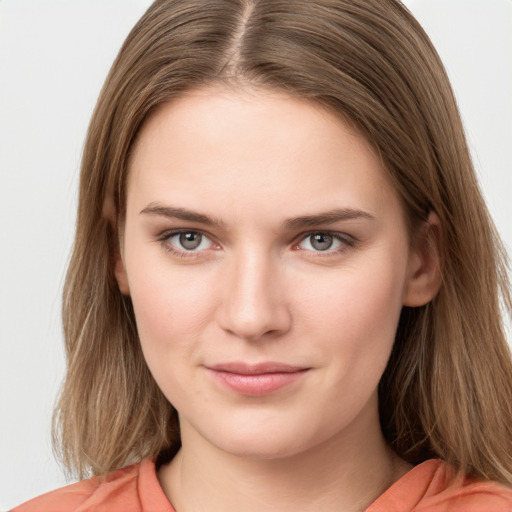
205, 362, 310, 396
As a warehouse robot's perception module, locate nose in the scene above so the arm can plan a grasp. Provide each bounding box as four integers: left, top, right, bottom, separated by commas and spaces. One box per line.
217, 249, 292, 342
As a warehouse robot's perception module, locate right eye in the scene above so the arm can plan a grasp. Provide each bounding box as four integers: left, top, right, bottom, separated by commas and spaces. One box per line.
160, 230, 217, 256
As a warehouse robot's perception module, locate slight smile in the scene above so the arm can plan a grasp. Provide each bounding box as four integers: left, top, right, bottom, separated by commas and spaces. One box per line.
205, 362, 311, 396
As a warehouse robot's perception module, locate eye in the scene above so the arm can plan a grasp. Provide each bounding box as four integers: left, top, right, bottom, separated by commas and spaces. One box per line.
175, 232, 205, 250
161, 230, 217, 254
297, 232, 351, 252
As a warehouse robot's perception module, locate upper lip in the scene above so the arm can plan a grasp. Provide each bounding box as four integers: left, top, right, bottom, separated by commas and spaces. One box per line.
206, 362, 309, 375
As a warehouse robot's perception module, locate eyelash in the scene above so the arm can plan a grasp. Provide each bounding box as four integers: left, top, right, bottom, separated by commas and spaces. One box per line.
157, 229, 219, 259
157, 229, 356, 259
293, 231, 355, 256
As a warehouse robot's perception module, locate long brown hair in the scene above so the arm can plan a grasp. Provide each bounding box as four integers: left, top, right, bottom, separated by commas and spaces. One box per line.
54, 0, 512, 484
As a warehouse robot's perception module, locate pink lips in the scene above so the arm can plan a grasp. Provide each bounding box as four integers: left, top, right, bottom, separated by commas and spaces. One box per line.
206, 362, 309, 396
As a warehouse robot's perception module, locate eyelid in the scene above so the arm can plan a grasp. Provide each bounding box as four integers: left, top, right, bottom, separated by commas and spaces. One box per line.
157, 228, 220, 257
292, 230, 356, 253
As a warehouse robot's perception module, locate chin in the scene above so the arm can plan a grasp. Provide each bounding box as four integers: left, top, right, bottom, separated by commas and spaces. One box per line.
192, 416, 328, 461
215, 436, 309, 460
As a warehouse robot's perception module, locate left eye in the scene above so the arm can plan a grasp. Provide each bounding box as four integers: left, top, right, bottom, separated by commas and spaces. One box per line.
297, 233, 346, 252
168, 231, 214, 251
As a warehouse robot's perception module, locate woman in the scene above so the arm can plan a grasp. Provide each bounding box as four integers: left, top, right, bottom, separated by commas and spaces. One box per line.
14, 0, 512, 510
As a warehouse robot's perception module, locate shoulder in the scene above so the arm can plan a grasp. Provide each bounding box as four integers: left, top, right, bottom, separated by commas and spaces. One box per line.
418, 461, 512, 512
368, 459, 512, 512
12, 459, 174, 512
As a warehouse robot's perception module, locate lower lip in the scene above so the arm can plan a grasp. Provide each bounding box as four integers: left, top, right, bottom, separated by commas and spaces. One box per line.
208, 369, 308, 396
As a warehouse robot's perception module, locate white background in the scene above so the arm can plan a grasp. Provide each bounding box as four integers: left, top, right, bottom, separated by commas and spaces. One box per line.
0, 0, 511, 509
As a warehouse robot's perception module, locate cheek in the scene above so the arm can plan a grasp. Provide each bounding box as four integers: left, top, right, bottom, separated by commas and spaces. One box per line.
305, 254, 404, 320
348, 262, 405, 343
126, 256, 216, 364
296, 250, 408, 372
127, 266, 218, 410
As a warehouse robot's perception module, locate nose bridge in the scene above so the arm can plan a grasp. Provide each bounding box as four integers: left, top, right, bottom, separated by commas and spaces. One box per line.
219, 245, 290, 341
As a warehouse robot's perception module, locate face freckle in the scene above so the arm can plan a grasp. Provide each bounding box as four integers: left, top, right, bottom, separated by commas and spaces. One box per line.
118, 86, 419, 460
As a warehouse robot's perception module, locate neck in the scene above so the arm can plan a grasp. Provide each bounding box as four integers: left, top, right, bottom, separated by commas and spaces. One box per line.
158, 396, 411, 512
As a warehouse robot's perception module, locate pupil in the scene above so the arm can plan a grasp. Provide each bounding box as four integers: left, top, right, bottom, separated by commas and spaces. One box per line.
180, 232, 201, 250
311, 233, 333, 251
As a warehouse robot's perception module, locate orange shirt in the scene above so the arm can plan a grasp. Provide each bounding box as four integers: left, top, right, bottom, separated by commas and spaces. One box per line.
13, 458, 512, 511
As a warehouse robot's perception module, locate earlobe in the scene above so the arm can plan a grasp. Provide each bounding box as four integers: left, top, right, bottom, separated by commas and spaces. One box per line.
403, 212, 443, 307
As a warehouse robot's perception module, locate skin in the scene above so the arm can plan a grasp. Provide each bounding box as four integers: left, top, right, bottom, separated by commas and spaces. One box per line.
115, 86, 441, 512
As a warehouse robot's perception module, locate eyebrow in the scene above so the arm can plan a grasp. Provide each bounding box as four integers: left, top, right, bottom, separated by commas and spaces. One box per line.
140, 203, 226, 227
141, 203, 374, 230
283, 208, 375, 229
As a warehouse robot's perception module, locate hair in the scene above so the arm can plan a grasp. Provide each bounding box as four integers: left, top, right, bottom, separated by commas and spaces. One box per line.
53, 0, 512, 485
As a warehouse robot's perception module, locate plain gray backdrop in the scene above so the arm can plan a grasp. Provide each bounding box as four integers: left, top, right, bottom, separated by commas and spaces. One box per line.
1, 0, 511, 509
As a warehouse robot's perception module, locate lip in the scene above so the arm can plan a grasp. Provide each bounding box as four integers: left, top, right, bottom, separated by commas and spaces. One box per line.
205, 362, 310, 396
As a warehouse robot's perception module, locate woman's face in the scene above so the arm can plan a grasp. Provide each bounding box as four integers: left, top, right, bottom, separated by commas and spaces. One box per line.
118, 87, 430, 459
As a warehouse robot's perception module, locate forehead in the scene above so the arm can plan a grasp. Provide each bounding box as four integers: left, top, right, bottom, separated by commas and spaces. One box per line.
126, 86, 402, 226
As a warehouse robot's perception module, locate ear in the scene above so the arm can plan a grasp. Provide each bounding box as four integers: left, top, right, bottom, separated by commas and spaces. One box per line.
403, 211, 442, 307
104, 195, 131, 296
114, 248, 131, 296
